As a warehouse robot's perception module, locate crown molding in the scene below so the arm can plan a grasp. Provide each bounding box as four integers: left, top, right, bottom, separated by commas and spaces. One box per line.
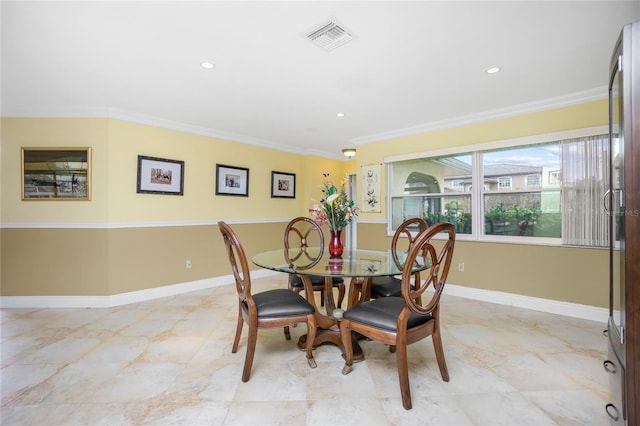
350, 87, 608, 145
2, 87, 606, 157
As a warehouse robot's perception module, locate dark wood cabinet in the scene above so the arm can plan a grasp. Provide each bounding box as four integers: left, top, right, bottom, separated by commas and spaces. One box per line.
605, 20, 639, 426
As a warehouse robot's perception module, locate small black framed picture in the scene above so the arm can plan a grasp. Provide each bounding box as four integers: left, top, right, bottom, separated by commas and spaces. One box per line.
216, 164, 249, 196
271, 171, 296, 198
136, 155, 184, 196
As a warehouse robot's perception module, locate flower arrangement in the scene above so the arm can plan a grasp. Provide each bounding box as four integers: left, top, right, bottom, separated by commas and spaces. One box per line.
309, 173, 358, 232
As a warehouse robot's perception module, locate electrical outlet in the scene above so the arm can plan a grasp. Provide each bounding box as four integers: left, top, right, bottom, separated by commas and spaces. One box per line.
458, 261, 464, 272
186, 259, 192, 269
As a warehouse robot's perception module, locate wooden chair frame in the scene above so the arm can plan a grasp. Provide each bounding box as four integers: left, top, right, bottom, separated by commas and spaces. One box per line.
219, 221, 317, 382
339, 222, 455, 409
350, 217, 428, 306
284, 217, 345, 308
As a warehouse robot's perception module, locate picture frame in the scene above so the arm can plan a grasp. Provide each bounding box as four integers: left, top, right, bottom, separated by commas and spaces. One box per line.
271, 171, 296, 198
136, 155, 184, 195
21, 147, 92, 201
361, 164, 381, 212
216, 164, 249, 196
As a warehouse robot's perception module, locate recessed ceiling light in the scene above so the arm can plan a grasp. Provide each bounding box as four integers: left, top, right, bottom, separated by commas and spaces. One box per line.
486, 67, 501, 74
201, 62, 215, 69
337, 112, 345, 117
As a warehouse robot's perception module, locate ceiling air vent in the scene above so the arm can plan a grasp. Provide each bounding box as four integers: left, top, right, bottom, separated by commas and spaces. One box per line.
306, 20, 354, 51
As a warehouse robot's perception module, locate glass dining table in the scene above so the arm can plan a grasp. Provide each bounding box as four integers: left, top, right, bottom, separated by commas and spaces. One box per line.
252, 247, 430, 361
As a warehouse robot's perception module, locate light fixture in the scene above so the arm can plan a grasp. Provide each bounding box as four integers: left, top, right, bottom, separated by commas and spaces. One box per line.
486, 66, 501, 74
342, 148, 356, 158
201, 61, 215, 69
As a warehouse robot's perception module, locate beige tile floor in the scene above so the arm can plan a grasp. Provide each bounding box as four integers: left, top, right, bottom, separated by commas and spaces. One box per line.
1, 275, 610, 425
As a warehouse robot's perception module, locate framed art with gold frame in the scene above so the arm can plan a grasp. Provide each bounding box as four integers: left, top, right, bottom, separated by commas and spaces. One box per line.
21, 147, 91, 201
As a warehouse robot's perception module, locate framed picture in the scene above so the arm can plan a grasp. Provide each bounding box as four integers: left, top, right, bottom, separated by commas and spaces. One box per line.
22, 147, 91, 201
216, 164, 249, 196
136, 155, 184, 195
361, 164, 381, 212
271, 171, 296, 198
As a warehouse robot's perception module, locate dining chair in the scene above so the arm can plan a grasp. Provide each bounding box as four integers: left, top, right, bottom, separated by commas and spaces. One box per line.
339, 222, 455, 410
369, 217, 428, 300
284, 217, 345, 308
218, 221, 318, 382
347, 217, 427, 307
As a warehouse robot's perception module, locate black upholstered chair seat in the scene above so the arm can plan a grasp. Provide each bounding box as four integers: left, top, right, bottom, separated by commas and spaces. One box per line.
343, 296, 432, 331
289, 275, 344, 288
370, 276, 416, 298
252, 289, 315, 318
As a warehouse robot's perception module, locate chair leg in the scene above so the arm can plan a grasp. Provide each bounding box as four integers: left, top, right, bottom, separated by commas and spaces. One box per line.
232, 306, 244, 353
305, 315, 317, 368
340, 320, 354, 375
395, 340, 412, 410
347, 277, 363, 308
287, 285, 301, 334
337, 283, 345, 309
320, 289, 325, 306
432, 323, 450, 382
241, 322, 258, 382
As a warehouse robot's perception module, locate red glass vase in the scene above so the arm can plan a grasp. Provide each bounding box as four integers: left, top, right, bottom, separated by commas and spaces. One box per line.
329, 229, 344, 258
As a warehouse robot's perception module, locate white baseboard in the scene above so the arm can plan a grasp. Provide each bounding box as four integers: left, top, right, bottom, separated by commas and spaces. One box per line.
443, 282, 608, 323
0, 269, 277, 309
0, 272, 608, 324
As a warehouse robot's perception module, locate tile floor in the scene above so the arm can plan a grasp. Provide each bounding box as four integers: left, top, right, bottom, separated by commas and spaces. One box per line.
1, 275, 610, 425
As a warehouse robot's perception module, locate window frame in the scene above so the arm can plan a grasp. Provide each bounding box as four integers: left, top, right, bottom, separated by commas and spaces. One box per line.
384, 126, 607, 245
525, 174, 541, 188
497, 176, 512, 190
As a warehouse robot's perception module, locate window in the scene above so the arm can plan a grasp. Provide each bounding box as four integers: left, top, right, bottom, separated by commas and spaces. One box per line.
483, 142, 560, 238
497, 177, 512, 189
526, 174, 541, 188
387, 130, 609, 246
452, 180, 464, 189
390, 154, 472, 234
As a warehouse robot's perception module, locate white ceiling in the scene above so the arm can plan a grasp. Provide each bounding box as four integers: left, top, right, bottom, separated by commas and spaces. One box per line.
2, 1, 638, 159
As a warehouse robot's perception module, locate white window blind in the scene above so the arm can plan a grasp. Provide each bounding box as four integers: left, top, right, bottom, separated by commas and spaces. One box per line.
561, 134, 609, 246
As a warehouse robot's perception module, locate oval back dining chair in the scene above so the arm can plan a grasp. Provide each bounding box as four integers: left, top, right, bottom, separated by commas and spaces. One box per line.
284, 217, 345, 308
370, 217, 428, 300
347, 217, 428, 307
218, 221, 318, 382
339, 222, 455, 410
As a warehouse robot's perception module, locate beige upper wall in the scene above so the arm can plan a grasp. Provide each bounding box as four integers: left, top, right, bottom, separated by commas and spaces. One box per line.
1, 118, 112, 223
1, 100, 606, 224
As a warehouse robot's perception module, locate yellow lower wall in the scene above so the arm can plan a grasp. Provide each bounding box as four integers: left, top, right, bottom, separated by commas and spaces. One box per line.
2, 221, 609, 308
357, 223, 608, 308
1, 228, 111, 296
1, 222, 293, 296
